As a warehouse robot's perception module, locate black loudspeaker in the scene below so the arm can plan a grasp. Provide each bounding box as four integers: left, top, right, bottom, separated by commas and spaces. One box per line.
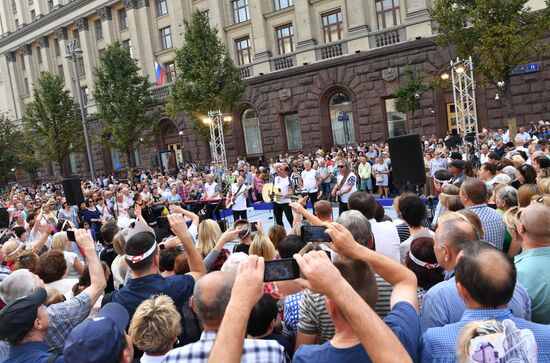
62, 178, 85, 206
387, 134, 426, 186
0, 208, 9, 229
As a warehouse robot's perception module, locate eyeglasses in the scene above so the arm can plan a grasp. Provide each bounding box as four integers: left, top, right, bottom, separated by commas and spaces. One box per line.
338, 165, 346, 168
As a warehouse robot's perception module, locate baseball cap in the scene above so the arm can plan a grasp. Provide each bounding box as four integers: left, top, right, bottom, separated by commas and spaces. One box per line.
0, 287, 47, 343
64, 303, 130, 363
493, 174, 511, 185
449, 160, 464, 170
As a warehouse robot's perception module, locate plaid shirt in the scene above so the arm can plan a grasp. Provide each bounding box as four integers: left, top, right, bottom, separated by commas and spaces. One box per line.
162, 330, 289, 363
466, 204, 506, 250
421, 309, 550, 362
177, 186, 190, 201
46, 292, 93, 353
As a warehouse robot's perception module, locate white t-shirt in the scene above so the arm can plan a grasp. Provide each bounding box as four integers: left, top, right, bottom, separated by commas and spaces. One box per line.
336, 172, 357, 203
274, 175, 292, 204
301, 169, 319, 192
204, 182, 220, 200
231, 183, 248, 211
63, 251, 81, 279
369, 219, 401, 262
47, 278, 79, 299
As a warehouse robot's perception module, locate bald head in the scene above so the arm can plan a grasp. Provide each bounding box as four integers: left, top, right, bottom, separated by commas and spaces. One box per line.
455, 241, 515, 308
193, 271, 235, 324
436, 218, 478, 253
520, 204, 550, 243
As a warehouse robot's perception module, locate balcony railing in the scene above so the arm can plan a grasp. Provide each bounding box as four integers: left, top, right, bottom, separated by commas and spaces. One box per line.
149, 83, 171, 101
238, 65, 253, 79
315, 40, 348, 61
369, 26, 406, 48
270, 54, 296, 71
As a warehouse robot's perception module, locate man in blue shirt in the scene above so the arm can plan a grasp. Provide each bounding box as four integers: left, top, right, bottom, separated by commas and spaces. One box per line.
103, 215, 206, 335
293, 222, 420, 363
421, 218, 531, 332
0, 287, 64, 363
421, 241, 550, 363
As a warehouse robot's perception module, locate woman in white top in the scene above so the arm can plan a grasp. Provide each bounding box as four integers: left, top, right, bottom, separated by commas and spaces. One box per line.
111, 229, 129, 290
51, 232, 84, 279
373, 157, 390, 198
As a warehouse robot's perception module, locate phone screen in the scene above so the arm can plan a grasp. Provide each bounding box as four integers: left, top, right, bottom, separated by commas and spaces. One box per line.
66, 230, 76, 242
264, 258, 300, 282
301, 226, 332, 243
250, 221, 258, 232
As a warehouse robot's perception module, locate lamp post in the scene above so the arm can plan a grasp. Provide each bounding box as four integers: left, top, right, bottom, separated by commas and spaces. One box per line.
202, 110, 231, 172
65, 39, 96, 181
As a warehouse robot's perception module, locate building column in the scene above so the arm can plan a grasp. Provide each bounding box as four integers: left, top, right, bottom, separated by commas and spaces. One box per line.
55, 27, 73, 92
20, 44, 38, 94
4, 52, 23, 119
36, 36, 54, 75
75, 18, 96, 86
97, 7, 115, 45
346, 1, 370, 52
124, 0, 155, 80
249, 0, 270, 73
293, 1, 317, 65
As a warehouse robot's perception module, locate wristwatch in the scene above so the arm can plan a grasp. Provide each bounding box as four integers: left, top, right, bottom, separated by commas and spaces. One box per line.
159, 243, 166, 250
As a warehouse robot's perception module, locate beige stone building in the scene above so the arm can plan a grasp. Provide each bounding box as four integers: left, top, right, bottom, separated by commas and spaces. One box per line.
0, 0, 548, 180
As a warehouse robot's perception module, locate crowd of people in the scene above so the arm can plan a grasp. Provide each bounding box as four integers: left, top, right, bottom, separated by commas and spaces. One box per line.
0, 120, 550, 363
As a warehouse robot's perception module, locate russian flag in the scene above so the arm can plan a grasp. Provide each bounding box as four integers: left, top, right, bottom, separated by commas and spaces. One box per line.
155, 61, 165, 86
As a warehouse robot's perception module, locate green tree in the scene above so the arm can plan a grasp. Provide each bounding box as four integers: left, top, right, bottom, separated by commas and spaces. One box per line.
94, 42, 154, 166
167, 10, 245, 140
430, 0, 550, 132
0, 115, 23, 185
394, 68, 431, 114
24, 72, 83, 177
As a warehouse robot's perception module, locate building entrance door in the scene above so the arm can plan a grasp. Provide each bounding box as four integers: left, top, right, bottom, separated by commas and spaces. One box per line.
167, 143, 183, 166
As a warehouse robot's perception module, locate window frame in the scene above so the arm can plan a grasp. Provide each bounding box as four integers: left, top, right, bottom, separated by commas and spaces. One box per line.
164, 61, 177, 82
119, 9, 128, 30
383, 97, 408, 138
275, 24, 294, 55
159, 26, 173, 50
95, 19, 103, 40
232, 0, 250, 24
282, 113, 302, 151
321, 9, 343, 43
241, 108, 263, 155
36, 47, 42, 64
274, 0, 293, 11
375, 0, 401, 29
235, 37, 252, 65
58, 64, 64, 81
156, 0, 168, 16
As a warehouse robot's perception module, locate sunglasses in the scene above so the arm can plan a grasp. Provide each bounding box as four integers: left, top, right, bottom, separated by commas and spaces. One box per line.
338, 165, 346, 168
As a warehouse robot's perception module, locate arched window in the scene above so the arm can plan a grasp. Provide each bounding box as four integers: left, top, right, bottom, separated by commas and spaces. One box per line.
242, 108, 262, 155
329, 92, 356, 145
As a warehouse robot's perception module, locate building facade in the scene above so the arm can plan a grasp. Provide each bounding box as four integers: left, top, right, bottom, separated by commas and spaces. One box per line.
0, 0, 548, 182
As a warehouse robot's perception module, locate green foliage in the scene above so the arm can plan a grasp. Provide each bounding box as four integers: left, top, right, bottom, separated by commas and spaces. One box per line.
430, 0, 550, 117
167, 10, 245, 140
93, 42, 155, 163
24, 72, 83, 176
0, 115, 23, 183
394, 68, 431, 113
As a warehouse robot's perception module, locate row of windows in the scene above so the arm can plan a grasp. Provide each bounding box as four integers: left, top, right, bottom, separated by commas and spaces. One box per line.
231, 0, 294, 24
239, 93, 408, 155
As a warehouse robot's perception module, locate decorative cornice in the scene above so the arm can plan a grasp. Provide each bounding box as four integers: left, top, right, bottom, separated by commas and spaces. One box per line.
76, 18, 89, 31
20, 44, 32, 55
124, 0, 149, 10
97, 7, 112, 21
123, 0, 135, 10
5, 51, 16, 63
55, 27, 68, 41
36, 36, 50, 48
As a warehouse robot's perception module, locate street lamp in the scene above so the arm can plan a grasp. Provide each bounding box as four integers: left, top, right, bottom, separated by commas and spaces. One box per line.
65, 39, 96, 181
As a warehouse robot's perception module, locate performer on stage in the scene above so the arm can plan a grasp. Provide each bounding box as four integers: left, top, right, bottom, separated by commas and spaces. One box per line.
226, 175, 249, 221
203, 174, 222, 220
331, 161, 357, 215
299, 160, 321, 213
273, 164, 295, 227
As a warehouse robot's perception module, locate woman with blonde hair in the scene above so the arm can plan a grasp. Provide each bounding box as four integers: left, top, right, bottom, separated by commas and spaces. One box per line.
129, 295, 182, 363
111, 229, 128, 289
1, 238, 24, 271
51, 232, 84, 278
503, 206, 523, 257
517, 184, 541, 207
198, 219, 228, 271
249, 234, 276, 261
267, 225, 286, 250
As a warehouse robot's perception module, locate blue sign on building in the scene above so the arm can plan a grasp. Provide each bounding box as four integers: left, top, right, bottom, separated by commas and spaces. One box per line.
511, 63, 540, 76
337, 112, 349, 122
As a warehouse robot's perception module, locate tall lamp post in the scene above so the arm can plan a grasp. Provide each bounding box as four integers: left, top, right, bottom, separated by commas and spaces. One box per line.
65, 39, 96, 181
203, 110, 231, 172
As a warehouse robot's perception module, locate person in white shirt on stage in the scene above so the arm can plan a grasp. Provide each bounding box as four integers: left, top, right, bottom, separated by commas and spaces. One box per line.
203, 174, 222, 220
226, 175, 249, 221
273, 164, 295, 227
299, 160, 321, 213
331, 161, 357, 215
